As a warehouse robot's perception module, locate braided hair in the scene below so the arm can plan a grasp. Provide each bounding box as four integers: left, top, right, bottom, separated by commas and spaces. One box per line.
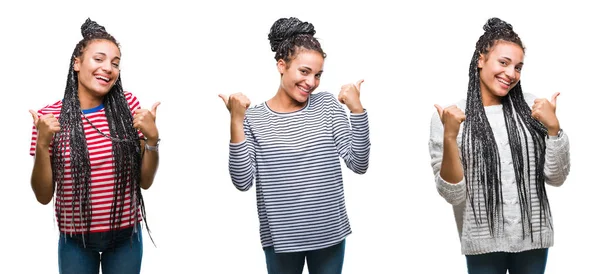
462, 17, 550, 243
268, 17, 326, 63
52, 18, 151, 246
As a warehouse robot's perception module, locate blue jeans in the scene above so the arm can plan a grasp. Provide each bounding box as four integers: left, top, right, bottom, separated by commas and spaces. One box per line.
263, 240, 345, 274
466, 248, 549, 274
58, 223, 143, 274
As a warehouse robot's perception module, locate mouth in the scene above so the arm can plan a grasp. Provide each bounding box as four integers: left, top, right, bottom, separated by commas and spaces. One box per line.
95, 74, 111, 86
496, 77, 512, 89
297, 84, 312, 95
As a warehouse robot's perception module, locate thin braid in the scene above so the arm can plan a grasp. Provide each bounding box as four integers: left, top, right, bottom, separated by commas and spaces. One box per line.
51, 18, 153, 248
461, 18, 551, 243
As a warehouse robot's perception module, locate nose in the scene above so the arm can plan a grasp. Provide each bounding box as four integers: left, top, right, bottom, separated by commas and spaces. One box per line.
101, 60, 112, 73
505, 66, 516, 80
305, 76, 317, 87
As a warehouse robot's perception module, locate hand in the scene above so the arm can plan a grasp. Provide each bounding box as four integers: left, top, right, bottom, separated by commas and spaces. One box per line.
219, 93, 250, 122
338, 79, 364, 113
133, 102, 160, 142
532, 92, 560, 135
434, 104, 465, 139
29, 110, 60, 147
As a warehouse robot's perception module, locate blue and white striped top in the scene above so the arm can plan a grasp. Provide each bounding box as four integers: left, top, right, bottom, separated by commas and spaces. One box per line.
228, 91, 370, 253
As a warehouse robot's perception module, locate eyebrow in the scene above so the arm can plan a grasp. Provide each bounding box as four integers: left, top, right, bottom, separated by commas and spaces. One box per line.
500, 56, 523, 65
94, 52, 121, 61
299, 66, 324, 73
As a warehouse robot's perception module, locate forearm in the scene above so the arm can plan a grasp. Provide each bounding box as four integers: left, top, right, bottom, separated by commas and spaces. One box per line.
544, 131, 570, 187
229, 141, 255, 191
440, 136, 464, 184
230, 118, 245, 143
31, 144, 54, 205
346, 112, 370, 174
140, 138, 159, 189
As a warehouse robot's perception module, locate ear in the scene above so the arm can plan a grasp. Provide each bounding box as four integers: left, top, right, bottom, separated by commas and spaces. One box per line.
276, 59, 286, 75
73, 57, 81, 72
477, 54, 484, 69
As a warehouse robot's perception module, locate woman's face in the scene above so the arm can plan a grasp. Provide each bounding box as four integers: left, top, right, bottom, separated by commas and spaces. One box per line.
277, 49, 324, 105
74, 39, 121, 99
478, 41, 524, 105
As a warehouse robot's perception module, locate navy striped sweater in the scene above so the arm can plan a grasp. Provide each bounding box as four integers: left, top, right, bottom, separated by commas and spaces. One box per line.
228, 91, 370, 253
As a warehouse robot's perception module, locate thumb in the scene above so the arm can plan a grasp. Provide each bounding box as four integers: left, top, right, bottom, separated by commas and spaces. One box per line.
550, 92, 560, 106
151, 102, 161, 115
354, 79, 365, 90
29, 109, 40, 124
434, 104, 443, 119
218, 94, 229, 106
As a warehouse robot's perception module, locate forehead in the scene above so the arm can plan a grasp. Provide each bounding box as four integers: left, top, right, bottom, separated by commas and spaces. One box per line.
83, 39, 121, 57
291, 50, 324, 68
488, 41, 524, 61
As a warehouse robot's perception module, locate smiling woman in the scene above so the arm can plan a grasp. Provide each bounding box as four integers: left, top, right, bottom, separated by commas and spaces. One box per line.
428, 17, 570, 274
28, 18, 160, 274
219, 17, 371, 274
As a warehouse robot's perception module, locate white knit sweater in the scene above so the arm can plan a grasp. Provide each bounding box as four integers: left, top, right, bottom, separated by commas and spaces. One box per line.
428, 93, 571, 255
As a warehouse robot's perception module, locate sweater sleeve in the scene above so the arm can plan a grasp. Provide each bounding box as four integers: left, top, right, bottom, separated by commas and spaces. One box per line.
228, 117, 257, 191
428, 111, 466, 205
522, 93, 571, 187
331, 95, 370, 174
543, 130, 570, 187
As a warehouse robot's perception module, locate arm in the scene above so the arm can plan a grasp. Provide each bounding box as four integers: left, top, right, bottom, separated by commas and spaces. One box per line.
127, 92, 160, 190
140, 137, 159, 190
428, 112, 466, 205
525, 92, 570, 187
29, 110, 59, 205
543, 130, 570, 187
31, 141, 54, 205
332, 98, 370, 174
229, 117, 257, 191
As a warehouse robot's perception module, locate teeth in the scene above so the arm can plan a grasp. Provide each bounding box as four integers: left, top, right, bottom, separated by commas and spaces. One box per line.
498, 78, 510, 85
298, 86, 310, 92
96, 76, 109, 81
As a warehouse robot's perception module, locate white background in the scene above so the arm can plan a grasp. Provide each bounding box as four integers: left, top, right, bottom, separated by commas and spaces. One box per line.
1, 0, 598, 273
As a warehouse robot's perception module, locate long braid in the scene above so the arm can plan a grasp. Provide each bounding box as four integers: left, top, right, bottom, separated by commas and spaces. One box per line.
52, 18, 152, 247
461, 18, 551, 243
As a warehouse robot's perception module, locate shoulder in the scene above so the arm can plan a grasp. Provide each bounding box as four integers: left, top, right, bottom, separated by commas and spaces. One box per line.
310, 91, 341, 109
37, 100, 63, 116
245, 102, 267, 118
123, 90, 142, 109
521, 92, 538, 107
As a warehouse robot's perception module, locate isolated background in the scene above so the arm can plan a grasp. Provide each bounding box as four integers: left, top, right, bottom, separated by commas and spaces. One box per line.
1, 0, 597, 273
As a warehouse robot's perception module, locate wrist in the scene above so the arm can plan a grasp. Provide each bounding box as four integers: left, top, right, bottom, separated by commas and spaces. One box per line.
36, 142, 50, 151
349, 103, 364, 113
145, 136, 159, 146
547, 124, 560, 136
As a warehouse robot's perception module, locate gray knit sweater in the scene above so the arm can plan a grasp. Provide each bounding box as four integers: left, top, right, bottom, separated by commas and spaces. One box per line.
428, 93, 571, 255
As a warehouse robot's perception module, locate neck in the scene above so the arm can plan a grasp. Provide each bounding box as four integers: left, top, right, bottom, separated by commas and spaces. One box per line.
77, 84, 104, 109
480, 85, 502, 107
267, 87, 307, 113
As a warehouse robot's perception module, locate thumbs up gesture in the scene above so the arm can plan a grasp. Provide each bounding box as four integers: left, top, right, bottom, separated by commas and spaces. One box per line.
219, 93, 251, 123
338, 79, 364, 113
29, 110, 60, 147
434, 104, 466, 140
532, 92, 561, 135
134, 102, 160, 141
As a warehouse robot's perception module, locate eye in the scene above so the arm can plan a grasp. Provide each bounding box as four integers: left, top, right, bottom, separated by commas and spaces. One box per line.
94, 58, 103, 62
499, 60, 507, 66
299, 69, 308, 75
515, 66, 522, 72
315, 73, 322, 79
112, 63, 120, 69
